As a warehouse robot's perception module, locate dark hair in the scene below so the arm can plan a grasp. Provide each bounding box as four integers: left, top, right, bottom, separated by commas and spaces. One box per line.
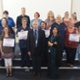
1, 17, 8, 25
3, 10, 9, 15
2, 27, 11, 37
40, 21, 47, 26
50, 26, 59, 36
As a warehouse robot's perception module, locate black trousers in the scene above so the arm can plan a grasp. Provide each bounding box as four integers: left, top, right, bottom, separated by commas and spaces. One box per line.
20, 47, 31, 67
65, 47, 77, 64
56, 45, 64, 66
32, 49, 42, 73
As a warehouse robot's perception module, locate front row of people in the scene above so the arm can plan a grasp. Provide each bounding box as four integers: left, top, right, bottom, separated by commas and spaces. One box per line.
0, 17, 80, 79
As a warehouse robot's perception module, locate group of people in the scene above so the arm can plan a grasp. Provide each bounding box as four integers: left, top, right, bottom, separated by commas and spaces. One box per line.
0, 7, 80, 79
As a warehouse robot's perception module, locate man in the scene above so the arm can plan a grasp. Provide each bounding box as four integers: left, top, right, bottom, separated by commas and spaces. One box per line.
27, 20, 45, 77
16, 7, 30, 28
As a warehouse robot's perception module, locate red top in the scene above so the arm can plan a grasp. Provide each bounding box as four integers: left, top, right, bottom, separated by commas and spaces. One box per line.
65, 28, 78, 48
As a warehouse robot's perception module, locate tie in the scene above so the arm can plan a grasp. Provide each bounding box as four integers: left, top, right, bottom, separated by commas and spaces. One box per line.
34, 30, 38, 47
35, 30, 37, 40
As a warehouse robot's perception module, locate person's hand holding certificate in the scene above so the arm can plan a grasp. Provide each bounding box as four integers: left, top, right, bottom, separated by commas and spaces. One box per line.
69, 34, 80, 42
45, 30, 50, 38
18, 31, 28, 40
3, 38, 15, 47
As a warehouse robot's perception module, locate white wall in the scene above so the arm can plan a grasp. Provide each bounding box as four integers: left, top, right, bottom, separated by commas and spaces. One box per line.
3, 0, 71, 22
72, 0, 80, 20
0, 1, 3, 18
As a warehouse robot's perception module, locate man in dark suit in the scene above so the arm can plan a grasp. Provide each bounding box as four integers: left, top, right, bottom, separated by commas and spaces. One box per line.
27, 20, 45, 77
16, 7, 30, 28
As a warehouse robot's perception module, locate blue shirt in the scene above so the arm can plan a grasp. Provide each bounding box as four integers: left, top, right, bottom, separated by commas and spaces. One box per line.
17, 26, 30, 48
0, 17, 15, 27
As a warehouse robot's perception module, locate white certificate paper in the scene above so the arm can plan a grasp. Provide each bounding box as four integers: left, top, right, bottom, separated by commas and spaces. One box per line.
69, 34, 80, 42
45, 30, 50, 38
18, 31, 28, 40
3, 38, 15, 47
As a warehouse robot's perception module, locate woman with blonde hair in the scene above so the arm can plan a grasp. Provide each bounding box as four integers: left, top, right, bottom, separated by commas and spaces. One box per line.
45, 11, 55, 29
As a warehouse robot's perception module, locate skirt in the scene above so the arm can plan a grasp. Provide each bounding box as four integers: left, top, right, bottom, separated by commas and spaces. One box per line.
1, 53, 14, 59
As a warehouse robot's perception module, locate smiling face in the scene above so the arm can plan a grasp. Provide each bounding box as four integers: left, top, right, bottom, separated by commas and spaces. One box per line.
1, 18, 7, 27
32, 20, 38, 29
3, 27, 9, 34
52, 27, 58, 34
40, 22, 46, 30
34, 12, 39, 19
21, 8, 26, 16
56, 15, 62, 23
65, 11, 69, 18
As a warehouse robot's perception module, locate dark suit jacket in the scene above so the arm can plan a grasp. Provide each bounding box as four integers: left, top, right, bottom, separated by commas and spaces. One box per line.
27, 29, 45, 56
16, 15, 30, 28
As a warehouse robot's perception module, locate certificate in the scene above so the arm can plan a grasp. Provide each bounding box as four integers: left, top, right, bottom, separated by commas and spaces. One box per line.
69, 34, 80, 42
18, 31, 28, 40
3, 38, 15, 47
45, 30, 50, 38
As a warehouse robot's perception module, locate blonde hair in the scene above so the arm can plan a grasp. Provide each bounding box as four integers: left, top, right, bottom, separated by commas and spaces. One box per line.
47, 11, 54, 19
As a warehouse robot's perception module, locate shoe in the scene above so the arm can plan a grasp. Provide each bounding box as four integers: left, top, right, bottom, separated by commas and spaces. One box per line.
33, 72, 37, 77
21, 65, 25, 67
67, 63, 73, 67
6, 73, 9, 77
10, 73, 13, 77
37, 72, 41, 77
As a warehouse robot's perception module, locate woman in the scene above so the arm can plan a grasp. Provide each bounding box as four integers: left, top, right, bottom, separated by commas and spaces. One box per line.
0, 18, 15, 66
45, 11, 55, 29
17, 17, 31, 67
30, 12, 42, 29
40, 21, 50, 66
51, 15, 67, 66
0, 27, 14, 77
71, 13, 78, 27
64, 21, 78, 66
63, 11, 71, 27
47, 26, 60, 79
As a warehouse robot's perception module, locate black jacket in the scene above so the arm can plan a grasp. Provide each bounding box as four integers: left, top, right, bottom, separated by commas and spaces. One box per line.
27, 29, 45, 56
16, 15, 30, 28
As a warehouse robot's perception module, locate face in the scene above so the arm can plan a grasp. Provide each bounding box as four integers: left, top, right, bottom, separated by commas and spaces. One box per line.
1, 19, 7, 26
34, 13, 39, 19
52, 27, 58, 34
4, 27, 9, 33
68, 22, 74, 28
56, 16, 62, 23
21, 8, 26, 15
32, 21, 38, 29
72, 14, 76, 20
40, 22, 46, 29
3, 14, 8, 18
65, 12, 69, 17
48, 11, 54, 19
22, 20, 27, 27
